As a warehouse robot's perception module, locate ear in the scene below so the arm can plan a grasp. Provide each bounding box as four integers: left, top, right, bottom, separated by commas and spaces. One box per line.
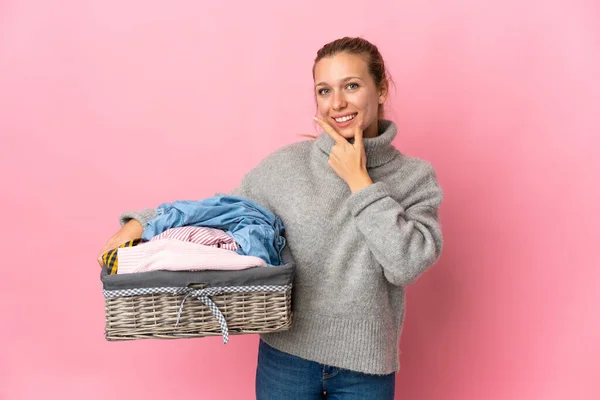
378, 79, 389, 105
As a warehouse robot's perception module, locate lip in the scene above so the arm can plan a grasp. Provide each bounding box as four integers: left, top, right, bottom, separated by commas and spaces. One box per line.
331, 112, 358, 128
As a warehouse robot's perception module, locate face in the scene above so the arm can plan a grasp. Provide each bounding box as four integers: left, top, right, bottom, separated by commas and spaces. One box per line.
314, 52, 387, 139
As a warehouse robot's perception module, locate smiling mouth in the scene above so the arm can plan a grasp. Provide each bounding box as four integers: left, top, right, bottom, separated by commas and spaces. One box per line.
333, 113, 357, 123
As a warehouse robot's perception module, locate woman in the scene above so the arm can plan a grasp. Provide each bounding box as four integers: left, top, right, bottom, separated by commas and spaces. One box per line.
98, 36, 443, 399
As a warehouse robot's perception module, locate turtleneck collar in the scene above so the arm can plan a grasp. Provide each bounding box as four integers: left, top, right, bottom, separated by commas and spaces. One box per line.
315, 119, 399, 168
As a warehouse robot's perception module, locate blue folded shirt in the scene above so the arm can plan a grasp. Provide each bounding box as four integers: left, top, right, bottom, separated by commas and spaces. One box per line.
142, 196, 286, 266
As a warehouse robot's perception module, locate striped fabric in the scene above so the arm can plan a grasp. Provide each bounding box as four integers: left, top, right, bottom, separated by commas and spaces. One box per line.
102, 238, 144, 275
101, 227, 239, 275
149, 226, 238, 251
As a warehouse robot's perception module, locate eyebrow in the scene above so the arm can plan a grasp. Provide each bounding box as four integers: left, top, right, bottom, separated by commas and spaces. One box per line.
315, 76, 364, 87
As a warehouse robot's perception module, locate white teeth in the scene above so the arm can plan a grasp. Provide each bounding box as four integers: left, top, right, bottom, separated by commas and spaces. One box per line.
335, 114, 356, 123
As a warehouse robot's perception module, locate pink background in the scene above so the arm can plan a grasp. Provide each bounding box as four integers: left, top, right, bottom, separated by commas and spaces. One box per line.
1, 0, 598, 399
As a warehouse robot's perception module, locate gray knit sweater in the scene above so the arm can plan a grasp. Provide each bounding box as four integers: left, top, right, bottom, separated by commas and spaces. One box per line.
119, 120, 443, 375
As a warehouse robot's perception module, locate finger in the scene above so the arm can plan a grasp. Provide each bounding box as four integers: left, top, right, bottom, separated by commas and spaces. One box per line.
314, 117, 347, 145
354, 119, 364, 148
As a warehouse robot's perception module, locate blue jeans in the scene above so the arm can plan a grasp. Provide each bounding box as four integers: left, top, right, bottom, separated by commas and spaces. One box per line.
256, 340, 395, 400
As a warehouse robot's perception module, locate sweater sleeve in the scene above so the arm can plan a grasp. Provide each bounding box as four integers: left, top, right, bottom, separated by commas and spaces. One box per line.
119, 208, 157, 228
345, 165, 443, 286
226, 184, 247, 197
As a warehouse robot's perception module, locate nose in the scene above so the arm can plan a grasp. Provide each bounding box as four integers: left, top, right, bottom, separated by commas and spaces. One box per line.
332, 90, 347, 111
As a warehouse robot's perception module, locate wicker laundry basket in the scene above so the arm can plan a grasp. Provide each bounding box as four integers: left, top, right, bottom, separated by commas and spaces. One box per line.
100, 250, 295, 343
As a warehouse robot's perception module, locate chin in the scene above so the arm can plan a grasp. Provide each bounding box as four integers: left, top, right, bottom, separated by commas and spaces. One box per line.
336, 127, 356, 138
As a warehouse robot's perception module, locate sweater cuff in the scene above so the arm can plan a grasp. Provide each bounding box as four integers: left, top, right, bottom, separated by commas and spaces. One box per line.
118, 208, 157, 227
346, 181, 402, 217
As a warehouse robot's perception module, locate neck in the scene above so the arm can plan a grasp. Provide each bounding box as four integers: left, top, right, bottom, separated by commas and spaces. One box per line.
363, 120, 379, 138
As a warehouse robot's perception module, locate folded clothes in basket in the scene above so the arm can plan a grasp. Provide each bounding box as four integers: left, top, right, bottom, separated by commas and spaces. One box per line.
142, 195, 286, 266
101, 196, 293, 343
116, 238, 267, 274
102, 225, 271, 275
102, 249, 294, 290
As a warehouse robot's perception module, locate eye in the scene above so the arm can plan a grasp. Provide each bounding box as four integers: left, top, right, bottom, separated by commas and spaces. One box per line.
346, 83, 359, 90
317, 88, 330, 95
